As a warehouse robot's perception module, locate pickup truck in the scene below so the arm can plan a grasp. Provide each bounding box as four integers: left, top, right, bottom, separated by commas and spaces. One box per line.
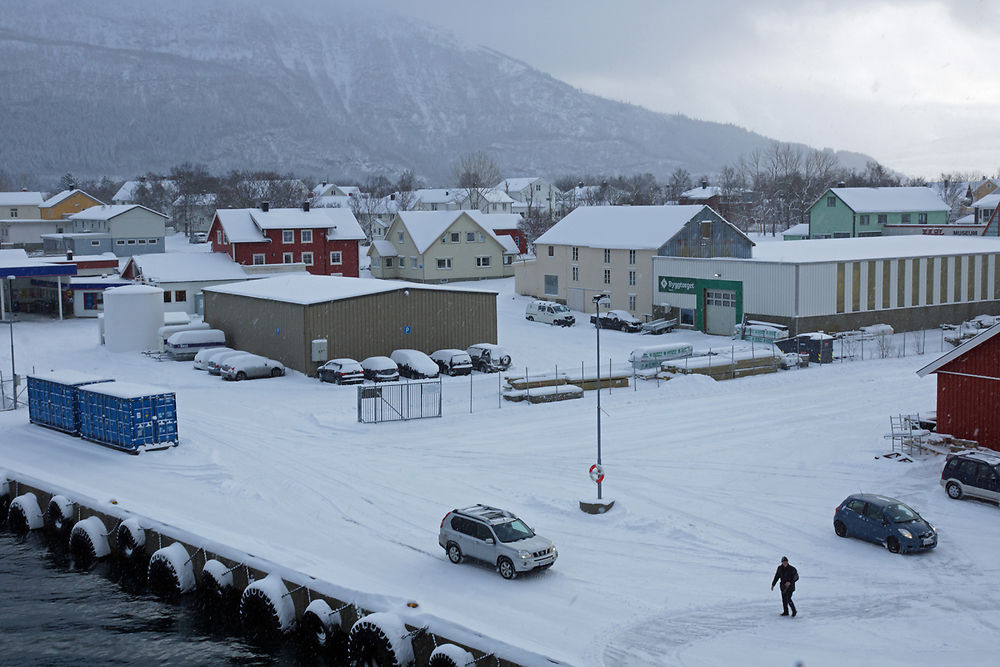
590, 310, 643, 333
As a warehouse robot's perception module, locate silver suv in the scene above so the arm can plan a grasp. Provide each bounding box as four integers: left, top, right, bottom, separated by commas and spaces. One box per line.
438, 505, 557, 579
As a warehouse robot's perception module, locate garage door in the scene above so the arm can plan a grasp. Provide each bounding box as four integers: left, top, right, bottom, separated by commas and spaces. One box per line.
704, 289, 737, 335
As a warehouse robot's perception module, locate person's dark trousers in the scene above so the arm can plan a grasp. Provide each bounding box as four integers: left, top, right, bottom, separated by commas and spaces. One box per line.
781, 586, 796, 616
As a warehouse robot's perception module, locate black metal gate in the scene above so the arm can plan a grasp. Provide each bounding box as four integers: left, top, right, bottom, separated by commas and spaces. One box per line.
357, 379, 442, 423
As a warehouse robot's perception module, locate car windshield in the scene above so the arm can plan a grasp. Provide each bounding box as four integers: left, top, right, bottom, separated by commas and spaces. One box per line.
885, 503, 920, 523
553, 304, 569, 313
492, 519, 534, 543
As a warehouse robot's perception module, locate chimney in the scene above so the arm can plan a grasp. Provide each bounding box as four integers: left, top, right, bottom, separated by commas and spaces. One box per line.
836, 181, 846, 189
390, 193, 396, 201
260, 201, 270, 212
701, 179, 709, 189
578, 181, 584, 188
66, 249, 73, 261
303, 200, 310, 212
322, 181, 328, 187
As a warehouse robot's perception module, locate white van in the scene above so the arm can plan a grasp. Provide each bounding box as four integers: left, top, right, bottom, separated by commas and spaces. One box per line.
525, 300, 575, 327
165, 329, 227, 360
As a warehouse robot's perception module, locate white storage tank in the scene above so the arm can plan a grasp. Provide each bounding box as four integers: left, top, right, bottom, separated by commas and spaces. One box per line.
103, 285, 165, 352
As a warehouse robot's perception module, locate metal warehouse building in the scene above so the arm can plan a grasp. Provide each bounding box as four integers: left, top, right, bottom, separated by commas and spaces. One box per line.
203, 275, 498, 375
651, 236, 1000, 335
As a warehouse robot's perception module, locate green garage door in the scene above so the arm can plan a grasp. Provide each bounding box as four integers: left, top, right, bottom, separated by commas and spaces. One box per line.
704, 289, 737, 335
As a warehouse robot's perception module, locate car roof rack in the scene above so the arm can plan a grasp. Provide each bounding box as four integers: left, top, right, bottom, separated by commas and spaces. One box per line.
456, 504, 515, 523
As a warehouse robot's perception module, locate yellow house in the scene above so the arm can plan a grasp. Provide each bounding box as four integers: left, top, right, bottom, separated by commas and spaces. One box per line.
40, 190, 104, 220
971, 178, 999, 203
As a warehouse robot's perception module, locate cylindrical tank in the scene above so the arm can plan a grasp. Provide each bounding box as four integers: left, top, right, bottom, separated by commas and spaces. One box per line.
103, 285, 165, 352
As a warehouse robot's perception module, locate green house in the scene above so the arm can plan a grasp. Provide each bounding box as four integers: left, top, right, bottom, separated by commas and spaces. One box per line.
808, 187, 948, 238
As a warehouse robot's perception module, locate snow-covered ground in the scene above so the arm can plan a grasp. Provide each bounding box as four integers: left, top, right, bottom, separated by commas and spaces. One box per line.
1, 265, 998, 666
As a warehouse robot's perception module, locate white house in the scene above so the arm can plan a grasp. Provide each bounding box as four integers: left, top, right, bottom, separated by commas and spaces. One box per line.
121, 251, 252, 315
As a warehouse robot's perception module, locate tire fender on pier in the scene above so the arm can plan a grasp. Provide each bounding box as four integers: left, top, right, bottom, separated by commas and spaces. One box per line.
47, 495, 76, 536
69, 516, 112, 567
0, 474, 10, 527
302, 598, 346, 650
200, 558, 235, 600
240, 573, 296, 637
148, 542, 196, 597
115, 518, 146, 561
429, 644, 476, 667
8, 492, 45, 534
348, 612, 415, 667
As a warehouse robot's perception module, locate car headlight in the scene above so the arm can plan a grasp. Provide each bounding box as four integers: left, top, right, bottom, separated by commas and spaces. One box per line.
898, 529, 913, 539
518, 550, 531, 559
551, 545, 557, 556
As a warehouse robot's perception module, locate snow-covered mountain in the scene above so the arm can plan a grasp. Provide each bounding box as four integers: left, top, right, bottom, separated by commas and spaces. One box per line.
0, 0, 869, 182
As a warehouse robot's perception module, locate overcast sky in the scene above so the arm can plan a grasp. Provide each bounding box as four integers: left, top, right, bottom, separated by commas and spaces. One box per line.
357, 0, 998, 178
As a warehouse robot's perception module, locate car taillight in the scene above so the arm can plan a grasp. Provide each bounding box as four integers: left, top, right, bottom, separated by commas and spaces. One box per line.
440, 514, 448, 528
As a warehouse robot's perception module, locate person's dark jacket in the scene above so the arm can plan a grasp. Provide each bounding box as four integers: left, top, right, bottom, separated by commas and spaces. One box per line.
772, 564, 798, 592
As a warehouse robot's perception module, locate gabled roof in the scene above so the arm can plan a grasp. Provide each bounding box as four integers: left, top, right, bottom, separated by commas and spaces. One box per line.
413, 188, 463, 205
917, 321, 1000, 377
535, 205, 722, 250
214, 207, 365, 242
41, 189, 103, 208
112, 180, 177, 202
971, 194, 1000, 210
0, 191, 44, 206
826, 187, 948, 214
69, 204, 169, 221
369, 240, 396, 256
123, 252, 249, 284
497, 177, 543, 193
394, 210, 509, 254
215, 209, 267, 243
680, 185, 721, 200
479, 213, 522, 231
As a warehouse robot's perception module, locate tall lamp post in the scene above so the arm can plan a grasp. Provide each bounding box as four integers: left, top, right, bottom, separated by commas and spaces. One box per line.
3, 275, 15, 410
581, 293, 615, 514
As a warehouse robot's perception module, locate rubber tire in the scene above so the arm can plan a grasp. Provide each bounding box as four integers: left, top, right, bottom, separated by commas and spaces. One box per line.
429, 653, 467, 667
270, 367, 282, 377
7, 502, 31, 535
887, 537, 901, 554
497, 556, 517, 580
47, 498, 73, 537
526, 315, 534, 321
148, 556, 183, 598
0, 495, 9, 529
301, 609, 349, 661
69, 528, 99, 569
946, 482, 963, 499
349, 622, 404, 667
834, 520, 848, 538
447, 543, 463, 564
116, 522, 144, 562
236, 371, 246, 381
240, 586, 284, 640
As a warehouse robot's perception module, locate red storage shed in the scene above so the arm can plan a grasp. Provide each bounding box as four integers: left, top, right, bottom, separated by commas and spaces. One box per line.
917, 321, 1000, 451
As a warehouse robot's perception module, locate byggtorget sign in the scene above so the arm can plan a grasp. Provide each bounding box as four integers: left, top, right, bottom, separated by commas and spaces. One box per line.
658, 276, 696, 294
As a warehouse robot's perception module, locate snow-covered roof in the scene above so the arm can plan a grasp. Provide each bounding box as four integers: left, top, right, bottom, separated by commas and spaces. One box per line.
917, 320, 1000, 377
747, 235, 1000, 263
172, 193, 217, 207
828, 187, 948, 213
0, 248, 78, 276
125, 252, 248, 283
481, 213, 522, 231
215, 207, 365, 242
27, 370, 113, 386
535, 205, 713, 249
203, 274, 496, 305
395, 210, 510, 254
413, 189, 462, 205
0, 191, 44, 206
680, 185, 721, 200
113, 180, 177, 203
215, 209, 267, 243
80, 380, 173, 399
971, 194, 1000, 210
782, 223, 810, 237
370, 240, 396, 256
312, 195, 352, 208
497, 177, 542, 193
41, 189, 101, 208
497, 235, 519, 255
69, 204, 169, 221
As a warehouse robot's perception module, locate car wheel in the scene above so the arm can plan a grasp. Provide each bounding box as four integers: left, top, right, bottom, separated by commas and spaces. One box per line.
526, 315, 534, 321
886, 537, 901, 554
946, 482, 963, 500
271, 367, 282, 377
447, 543, 463, 564
834, 520, 848, 537
236, 371, 247, 381
497, 556, 517, 580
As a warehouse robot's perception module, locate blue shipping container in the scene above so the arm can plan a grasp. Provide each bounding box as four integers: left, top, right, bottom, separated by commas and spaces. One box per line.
27, 372, 114, 435
77, 382, 178, 453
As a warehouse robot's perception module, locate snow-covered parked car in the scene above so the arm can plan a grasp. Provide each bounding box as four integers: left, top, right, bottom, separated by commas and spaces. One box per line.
431, 349, 473, 376
360, 356, 399, 383
466, 343, 511, 373
206, 349, 248, 375
590, 310, 643, 332
220, 354, 285, 381
390, 349, 440, 379
193, 346, 230, 370
317, 358, 364, 385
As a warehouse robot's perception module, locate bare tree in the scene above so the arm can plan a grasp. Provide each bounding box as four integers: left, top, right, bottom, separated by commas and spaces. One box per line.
667, 168, 692, 202
452, 150, 503, 211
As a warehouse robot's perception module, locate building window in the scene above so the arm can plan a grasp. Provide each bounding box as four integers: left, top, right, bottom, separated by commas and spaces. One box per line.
253, 254, 265, 265
116, 240, 125, 245
371, 256, 380, 268
217, 230, 223, 244
859, 214, 870, 225
398, 231, 404, 243
437, 257, 452, 269
572, 247, 578, 261
301, 229, 312, 243
467, 232, 476, 242
283, 252, 294, 263
827, 196, 836, 207
476, 256, 491, 267
175, 290, 187, 302
449, 232, 459, 243
572, 266, 579, 281
901, 213, 911, 224
127, 239, 136, 245
629, 249, 636, 265
90, 240, 100, 246
548, 246, 554, 257
536, 184, 542, 192
282, 230, 294, 243
504, 255, 512, 265
603, 269, 611, 285
148, 239, 157, 244
604, 249, 611, 263
544, 274, 558, 295
9, 208, 17, 218
680, 308, 694, 325
919, 213, 928, 223
410, 256, 417, 267
628, 270, 636, 286
398, 256, 406, 268
700, 221, 712, 240
163, 291, 172, 303
138, 239, 146, 244
330, 251, 342, 265
477, 232, 484, 242
628, 294, 636, 311
877, 214, 887, 224
385, 257, 393, 267
302, 251, 313, 266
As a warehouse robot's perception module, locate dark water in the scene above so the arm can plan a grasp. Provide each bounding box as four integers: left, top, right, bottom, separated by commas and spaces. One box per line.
0, 531, 314, 665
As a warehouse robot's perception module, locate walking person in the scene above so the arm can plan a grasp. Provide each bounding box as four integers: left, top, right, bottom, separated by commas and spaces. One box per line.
771, 556, 798, 617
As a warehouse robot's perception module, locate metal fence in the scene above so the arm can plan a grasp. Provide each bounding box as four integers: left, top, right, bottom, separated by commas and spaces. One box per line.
357, 379, 443, 423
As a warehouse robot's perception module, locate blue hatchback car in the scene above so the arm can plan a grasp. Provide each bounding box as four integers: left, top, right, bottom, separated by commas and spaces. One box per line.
833, 494, 937, 554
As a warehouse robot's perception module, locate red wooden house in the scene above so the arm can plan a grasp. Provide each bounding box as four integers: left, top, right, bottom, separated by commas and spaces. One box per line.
917, 322, 1000, 451
208, 202, 365, 277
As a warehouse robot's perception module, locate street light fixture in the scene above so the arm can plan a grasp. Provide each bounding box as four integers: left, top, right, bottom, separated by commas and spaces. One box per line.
581, 292, 615, 514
